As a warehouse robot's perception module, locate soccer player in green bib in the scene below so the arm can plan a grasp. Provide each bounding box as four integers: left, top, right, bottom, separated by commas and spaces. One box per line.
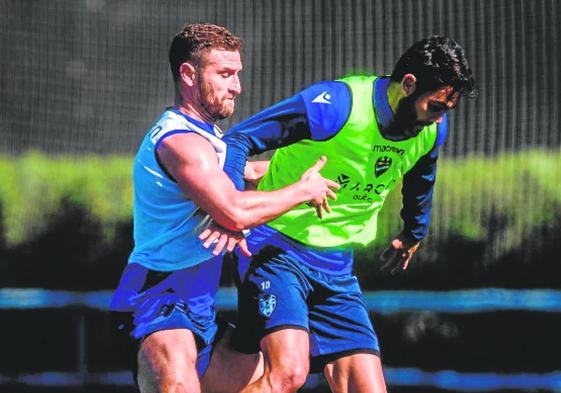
217, 36, 476, 392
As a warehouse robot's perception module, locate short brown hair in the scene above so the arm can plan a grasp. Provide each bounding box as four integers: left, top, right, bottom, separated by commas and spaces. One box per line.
169, 23, 242, 82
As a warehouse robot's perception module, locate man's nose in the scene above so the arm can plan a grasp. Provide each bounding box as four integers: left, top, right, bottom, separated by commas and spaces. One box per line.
230, 75, 242, 95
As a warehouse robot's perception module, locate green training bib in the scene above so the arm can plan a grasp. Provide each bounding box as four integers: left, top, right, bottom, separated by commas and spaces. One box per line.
258, 75, 437, 248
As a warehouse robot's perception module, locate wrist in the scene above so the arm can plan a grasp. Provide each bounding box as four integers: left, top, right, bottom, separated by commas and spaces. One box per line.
398, 230, 421, 247
294, 180, 313, 203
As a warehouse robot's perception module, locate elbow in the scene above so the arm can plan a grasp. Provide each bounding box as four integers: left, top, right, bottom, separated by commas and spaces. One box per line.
214, 207, 254, 232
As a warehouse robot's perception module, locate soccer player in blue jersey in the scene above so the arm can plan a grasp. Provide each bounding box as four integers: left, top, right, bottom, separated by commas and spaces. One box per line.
219, 36, 476, 392
109, 23, 339, 393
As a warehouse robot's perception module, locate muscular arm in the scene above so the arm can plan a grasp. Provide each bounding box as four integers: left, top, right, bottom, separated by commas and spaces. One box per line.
157, 133, 336, 232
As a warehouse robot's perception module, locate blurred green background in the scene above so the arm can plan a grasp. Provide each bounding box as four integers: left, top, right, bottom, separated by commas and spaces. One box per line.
1, 149, 560, 290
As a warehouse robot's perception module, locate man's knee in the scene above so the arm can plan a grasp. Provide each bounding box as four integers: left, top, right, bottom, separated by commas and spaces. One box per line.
265, 363, 309, 393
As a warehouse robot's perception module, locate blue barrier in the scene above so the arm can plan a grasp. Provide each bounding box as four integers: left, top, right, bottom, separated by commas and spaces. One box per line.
361, 288, 561, 314
382, 369, 561, 391
2, 287, 561, 313
2, 288, 561, 391
1, 369, 561, 391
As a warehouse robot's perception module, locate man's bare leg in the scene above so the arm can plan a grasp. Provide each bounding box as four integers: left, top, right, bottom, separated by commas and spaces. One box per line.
137, 329, 201, 393
323, 353, 387, 393
201, 326, 263, 393
239, 329, 310, 393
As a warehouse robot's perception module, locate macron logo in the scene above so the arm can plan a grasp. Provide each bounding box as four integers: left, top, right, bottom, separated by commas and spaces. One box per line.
312, 91, 332, 104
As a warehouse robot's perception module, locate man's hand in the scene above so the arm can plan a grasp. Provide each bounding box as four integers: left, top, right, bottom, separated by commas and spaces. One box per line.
199, 222, 252, 257
380, 232, 420, 275
299, 156, 340, 219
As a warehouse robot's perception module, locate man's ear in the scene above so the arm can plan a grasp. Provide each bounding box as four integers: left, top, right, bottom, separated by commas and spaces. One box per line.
401, 73, 417, 96
179, 62, 197, 87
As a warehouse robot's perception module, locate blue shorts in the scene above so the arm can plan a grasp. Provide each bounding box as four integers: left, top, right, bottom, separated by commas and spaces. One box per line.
110, 257, 223, 377
233, 246, 380, 372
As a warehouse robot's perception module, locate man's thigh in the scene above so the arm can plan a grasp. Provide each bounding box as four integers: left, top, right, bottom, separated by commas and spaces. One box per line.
111, 261, 223, 378
138, 329, 201, 393
307, 273, 380, 373
233, 250, 311, 353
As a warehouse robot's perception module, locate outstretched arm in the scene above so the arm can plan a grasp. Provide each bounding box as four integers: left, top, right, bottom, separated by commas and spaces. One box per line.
158, 133, 338, 232
202, 81, 350, 254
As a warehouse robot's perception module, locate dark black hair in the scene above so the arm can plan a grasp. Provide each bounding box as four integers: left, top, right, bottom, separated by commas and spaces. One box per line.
390, 36, 476, 97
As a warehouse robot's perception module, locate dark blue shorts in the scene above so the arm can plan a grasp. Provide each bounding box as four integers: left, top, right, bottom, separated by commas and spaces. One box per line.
233, 246, 380, 372
110, 258, 223, 377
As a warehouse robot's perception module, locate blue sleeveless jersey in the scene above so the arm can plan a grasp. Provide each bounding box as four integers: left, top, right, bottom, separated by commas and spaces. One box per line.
128, 108, 226, 271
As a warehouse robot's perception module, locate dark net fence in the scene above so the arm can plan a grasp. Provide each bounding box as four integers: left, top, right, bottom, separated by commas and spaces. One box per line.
1, 0, 559, 155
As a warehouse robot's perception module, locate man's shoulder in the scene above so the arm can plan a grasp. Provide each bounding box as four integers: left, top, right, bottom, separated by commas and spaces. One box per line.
159, 131, 214, 158
153, 109, 190, 133
299, 80, 351, 107
298, 80, 353, 140
148, 109, 224, 151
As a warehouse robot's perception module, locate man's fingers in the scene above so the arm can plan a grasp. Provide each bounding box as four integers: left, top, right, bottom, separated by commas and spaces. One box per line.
322, 199, 331, 213
380, 255, 397, 272
391, 254, 409, 275
199, 228, 212, 240
326, 189, 337, 201
401, 252, 414, 270
391, 265, 402, 275
309, 155, 327, 173
401, 259, 410, 271
200, 224, 253, 258
379, 247, 394, 263
203, 231, 220, 248
387, 251, 411, 275
212, 234, 228, 256
326, 179, 340, 190
238, 239, 252, 257
380, 249, 404, 273
315, 204, 323, 219
302, 156, 327, 178
226, 236, 238, 253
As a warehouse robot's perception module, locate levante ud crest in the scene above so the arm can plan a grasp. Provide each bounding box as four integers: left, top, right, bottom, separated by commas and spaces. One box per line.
258, 293, 277, 317
375, 156, 392, 177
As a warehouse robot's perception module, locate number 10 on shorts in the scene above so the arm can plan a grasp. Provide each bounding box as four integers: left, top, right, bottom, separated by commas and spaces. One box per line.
260, 280, 271, 290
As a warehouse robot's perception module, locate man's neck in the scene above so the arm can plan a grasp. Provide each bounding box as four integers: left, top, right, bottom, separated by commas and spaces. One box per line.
386, 81, 404, 115
173, 95, 215, 125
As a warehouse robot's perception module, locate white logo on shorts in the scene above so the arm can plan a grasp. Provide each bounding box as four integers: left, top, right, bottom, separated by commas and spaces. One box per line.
258, 293, 277, 318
